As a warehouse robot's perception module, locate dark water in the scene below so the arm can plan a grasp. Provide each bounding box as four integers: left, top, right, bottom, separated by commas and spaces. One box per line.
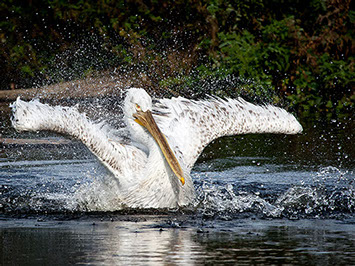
1, 218, 354, 265
0, 101, 354, 265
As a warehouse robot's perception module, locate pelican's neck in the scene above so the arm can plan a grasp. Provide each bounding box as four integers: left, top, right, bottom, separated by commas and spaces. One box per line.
125, 133, 182, 208
125, 120, 194, 208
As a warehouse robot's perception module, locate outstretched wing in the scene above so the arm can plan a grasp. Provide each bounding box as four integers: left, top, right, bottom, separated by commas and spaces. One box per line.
153, 96, 302, 171
11, 98, 147, 188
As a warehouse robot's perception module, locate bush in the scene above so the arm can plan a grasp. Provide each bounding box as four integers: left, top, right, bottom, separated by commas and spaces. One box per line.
0, 0, 353, 116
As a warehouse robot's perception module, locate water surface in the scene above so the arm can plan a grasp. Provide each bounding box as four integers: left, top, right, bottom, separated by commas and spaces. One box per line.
0, 101, 354, 264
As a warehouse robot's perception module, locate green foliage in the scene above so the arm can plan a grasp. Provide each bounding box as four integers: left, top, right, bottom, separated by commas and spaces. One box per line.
216, 17, 293, 81
199, 1, 354, 115
0, 0, 353, 117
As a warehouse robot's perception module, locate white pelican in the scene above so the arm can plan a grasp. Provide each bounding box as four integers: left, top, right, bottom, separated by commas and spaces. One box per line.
11, 88, 302, 209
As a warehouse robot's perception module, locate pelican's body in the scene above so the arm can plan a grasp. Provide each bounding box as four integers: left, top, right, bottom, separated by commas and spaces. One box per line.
11, 88, 302, 208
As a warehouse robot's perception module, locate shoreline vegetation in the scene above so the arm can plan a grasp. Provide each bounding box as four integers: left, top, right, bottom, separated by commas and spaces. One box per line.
1, 0, 353, 116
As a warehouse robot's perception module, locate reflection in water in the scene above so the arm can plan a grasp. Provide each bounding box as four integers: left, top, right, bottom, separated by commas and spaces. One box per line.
1, 219, 354, 265
84, 221, 200, 265
0, 220, 202, 265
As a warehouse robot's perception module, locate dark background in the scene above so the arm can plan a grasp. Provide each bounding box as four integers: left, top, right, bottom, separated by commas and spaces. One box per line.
0, 0, 353, 116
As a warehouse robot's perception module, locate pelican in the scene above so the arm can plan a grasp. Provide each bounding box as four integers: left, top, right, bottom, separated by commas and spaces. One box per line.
11, 88, 302, 209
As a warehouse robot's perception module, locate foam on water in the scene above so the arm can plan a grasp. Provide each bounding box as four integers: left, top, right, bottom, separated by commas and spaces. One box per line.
190, 163, 354, 218
1, 153, 353, 219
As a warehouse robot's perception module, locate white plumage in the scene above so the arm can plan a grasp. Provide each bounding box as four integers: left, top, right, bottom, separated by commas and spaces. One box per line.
11, 88, 302, 209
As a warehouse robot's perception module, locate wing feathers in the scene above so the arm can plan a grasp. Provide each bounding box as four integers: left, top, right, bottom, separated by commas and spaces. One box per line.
154, 96, 302, 170
11, 98, 146, 187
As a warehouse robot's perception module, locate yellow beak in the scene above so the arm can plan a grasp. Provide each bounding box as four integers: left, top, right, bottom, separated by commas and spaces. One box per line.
133, 110, 185, 185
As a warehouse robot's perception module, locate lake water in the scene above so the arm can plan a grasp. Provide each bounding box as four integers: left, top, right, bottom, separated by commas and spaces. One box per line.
0, 100, 354, 265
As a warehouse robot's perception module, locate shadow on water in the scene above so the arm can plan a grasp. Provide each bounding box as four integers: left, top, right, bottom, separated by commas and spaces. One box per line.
0, 100, 354, 264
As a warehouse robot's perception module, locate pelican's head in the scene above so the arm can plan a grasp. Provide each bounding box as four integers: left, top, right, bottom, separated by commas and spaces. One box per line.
124, 88, 185, 185
124, 88, 153, 117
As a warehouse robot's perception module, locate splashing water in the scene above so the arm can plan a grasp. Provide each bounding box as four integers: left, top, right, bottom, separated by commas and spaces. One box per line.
1, 141, 353, 219
192, 163, 354, 219
0, 97, 354, 219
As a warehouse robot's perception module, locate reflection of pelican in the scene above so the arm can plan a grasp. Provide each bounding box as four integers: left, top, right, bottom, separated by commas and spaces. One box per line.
91, 220, 199, 264
11, 88, 302, 208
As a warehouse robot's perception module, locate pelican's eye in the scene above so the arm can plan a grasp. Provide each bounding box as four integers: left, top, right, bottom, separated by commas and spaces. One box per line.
135, 104, 141, 111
